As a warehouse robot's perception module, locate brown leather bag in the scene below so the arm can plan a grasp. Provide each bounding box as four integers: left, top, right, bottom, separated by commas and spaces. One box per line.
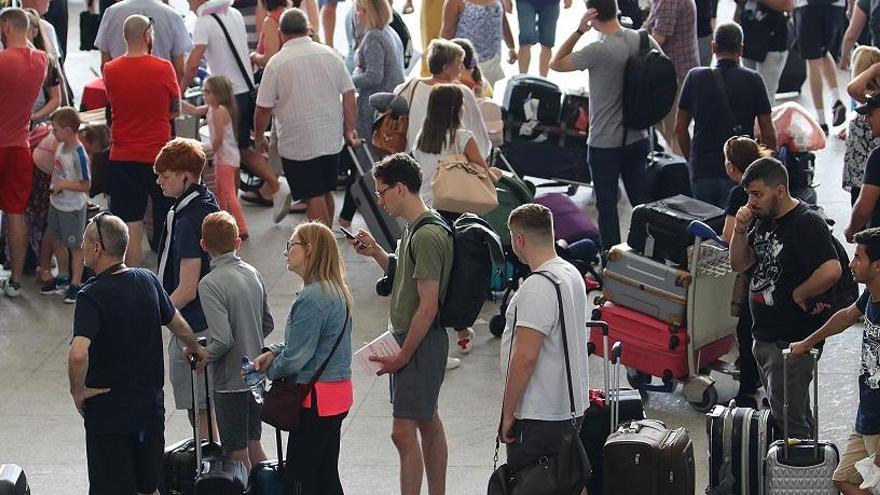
261, 309, 350, 431
371, 80, 419, 154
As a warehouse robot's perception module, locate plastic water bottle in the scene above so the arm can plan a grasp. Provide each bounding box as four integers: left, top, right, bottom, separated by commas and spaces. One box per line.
241, 356, 265, 403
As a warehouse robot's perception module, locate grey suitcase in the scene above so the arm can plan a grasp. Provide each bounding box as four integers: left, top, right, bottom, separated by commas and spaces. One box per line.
764, 349, 839, 494
706, 401, 777, 495
602, 243, 690, 326
346, 144, 404, 252
0, 464, 29, 495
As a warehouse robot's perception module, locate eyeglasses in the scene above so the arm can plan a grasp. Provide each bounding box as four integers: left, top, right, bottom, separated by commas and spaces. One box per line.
144, 17, 154, 37
375, 185, 395, 199
91, 211, 109, 249
285, 239, 307, 254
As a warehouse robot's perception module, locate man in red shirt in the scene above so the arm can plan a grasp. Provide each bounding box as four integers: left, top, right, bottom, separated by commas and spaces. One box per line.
103, 14, 181, 266
0, 8, 49, 298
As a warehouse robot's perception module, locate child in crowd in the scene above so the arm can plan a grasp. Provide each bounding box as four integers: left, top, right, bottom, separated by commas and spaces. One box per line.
453, 38, 491, 98
79, 125, 111, 198
43, 107, 91, 303
183, 76, 249, 240
197, 210, 273, 470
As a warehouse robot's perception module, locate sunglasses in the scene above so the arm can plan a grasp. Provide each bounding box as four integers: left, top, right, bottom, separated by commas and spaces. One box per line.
91, 211, 110, 249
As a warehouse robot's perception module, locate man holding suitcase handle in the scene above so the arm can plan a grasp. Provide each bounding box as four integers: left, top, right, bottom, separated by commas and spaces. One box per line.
791, 227, 880, 495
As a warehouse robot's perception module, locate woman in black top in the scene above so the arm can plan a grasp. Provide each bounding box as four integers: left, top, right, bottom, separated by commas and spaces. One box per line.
738, 0, 793, 105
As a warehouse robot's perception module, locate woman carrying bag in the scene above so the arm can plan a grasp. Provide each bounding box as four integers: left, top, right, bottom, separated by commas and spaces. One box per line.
253, 222, 353, 495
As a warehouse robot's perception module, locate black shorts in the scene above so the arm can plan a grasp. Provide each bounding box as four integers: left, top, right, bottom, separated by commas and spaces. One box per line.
108, 160, 174, 223
281, 153, 340, 201
86, 428, 164, 495
234, 92, 256, 150
795, 5, 846, 60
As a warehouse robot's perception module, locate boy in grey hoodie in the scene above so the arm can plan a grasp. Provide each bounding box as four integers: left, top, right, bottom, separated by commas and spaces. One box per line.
199, 210, 274, 469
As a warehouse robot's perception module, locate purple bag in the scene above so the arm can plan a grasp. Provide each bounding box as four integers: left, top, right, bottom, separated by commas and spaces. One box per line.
535, 193, 600, 244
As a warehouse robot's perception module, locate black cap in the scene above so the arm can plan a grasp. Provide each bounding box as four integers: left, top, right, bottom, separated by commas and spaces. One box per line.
855, 94, 880, 115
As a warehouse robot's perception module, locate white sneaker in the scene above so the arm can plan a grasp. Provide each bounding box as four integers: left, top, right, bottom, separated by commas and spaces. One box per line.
446, 357, 461, 370
272, 178, 292, 224
1, 278, 22, 298
456, 328, 475, 354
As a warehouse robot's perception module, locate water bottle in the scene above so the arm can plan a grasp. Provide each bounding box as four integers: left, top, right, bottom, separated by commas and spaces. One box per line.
241, 356, 265, 403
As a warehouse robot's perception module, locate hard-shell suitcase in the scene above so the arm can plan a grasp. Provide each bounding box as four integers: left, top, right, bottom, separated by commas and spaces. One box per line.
706, 401, 778, 495
497, 139, 591, 184
535, 192, 600, 245
249, 429, 285, 494
627, 194, 725, 267
764, 349, 839, 494
502, 74, 562, 127
645, 152, 692, 201
779, 146, 815, 191
603, 418, 696, 495
0, 464, 29, 495
346, 144, 404, 252
581, 327, 646, 495
602, 243, 690, 325
590, 302, 735, 381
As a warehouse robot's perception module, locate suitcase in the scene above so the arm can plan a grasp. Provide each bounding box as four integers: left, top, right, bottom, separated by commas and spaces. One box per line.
0, 464, 29, 495
502, 74, 562, 127
777, 40, 805, 96
249, 429, 285, 495
779, 146, 815, 191
535, 192, 600, 245
602, 244, 690, 325
603, 418, 696, 495
590, 302, 735, 381
480, 169, 535, 247
346, 144, 404, 252
627, 194, 725, 267
497, 139, 591, 184
561, 90, 589, 137
764, 349, 839, 494
645, 152, 692, 201
581, 324, 646, 495
706, 401, 778, 495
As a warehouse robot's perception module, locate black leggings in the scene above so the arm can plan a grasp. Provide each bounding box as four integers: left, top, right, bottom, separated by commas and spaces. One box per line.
736, 308, 761, 397
285, 390, 347, 495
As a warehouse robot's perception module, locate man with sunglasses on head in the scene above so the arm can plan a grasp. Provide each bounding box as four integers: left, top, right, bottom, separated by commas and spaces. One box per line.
103, 14, 181, 267
69, 212, 207, 495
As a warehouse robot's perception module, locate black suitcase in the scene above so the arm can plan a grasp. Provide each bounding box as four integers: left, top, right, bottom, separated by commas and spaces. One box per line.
645, 151, 692, 201
0, 464, 29, 495
581, 323, 646, 495
497, 140, 591, 184
346, 144, 404, 252
627, 194, 725, 267
502, 74, 562, 127
777, 38, 806, 95
779, 146, 815, 191
706, 400, 779, 495
249, 429, 285, 494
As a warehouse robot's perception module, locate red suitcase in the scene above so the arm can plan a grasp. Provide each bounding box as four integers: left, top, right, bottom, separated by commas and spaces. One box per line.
589, 302, 734, 381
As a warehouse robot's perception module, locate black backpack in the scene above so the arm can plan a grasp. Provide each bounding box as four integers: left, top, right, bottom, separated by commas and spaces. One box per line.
621, 30, 677, 134
826, 235, 859, 314
407, 213, 505, 329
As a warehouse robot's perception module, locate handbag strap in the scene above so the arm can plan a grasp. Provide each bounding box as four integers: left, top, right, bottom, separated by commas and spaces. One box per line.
305, 306, 351, 390
210, 13, 256, 94
711, 67, 743, 136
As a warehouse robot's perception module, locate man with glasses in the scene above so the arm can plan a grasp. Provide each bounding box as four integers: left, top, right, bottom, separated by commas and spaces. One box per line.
68, 212, 208, 495
103, 14, 181, 266
350, 153, 453, 495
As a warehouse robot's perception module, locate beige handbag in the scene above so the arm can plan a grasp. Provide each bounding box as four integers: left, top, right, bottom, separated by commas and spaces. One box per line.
431, 135, 498, 215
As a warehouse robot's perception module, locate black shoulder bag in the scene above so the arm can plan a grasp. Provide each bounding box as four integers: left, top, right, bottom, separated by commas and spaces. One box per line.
210, 13, 258, 103
487, 271, 591, 495
712, 67, 744, 136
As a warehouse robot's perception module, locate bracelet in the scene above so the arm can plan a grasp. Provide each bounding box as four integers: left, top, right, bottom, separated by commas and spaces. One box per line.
576, 28, 586, 35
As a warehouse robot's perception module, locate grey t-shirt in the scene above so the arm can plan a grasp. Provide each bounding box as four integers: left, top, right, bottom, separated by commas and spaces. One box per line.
570, 28, 660, 149
95, 0, 193, 61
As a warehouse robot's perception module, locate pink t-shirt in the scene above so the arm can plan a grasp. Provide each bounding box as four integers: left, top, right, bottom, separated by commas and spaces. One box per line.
0, 47, 48, 149
255, 9, 283, 55
302, 379, 353, 417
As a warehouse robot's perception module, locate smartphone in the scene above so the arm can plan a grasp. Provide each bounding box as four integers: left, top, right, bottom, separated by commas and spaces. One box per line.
339, 227, 367, 248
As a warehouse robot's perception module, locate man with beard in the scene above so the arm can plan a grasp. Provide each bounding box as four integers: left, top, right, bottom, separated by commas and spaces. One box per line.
730, 156, 841, 439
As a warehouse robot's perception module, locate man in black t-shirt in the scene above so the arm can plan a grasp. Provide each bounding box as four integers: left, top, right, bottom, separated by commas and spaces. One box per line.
791, 227, 880, 494
847, 93, 880, 242
730, 157, 841, 439
69, 213, 206, 495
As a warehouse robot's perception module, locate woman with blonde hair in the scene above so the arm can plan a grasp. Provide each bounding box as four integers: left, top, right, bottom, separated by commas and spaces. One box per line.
254, 221, 353, 494
844, 45, 880, 212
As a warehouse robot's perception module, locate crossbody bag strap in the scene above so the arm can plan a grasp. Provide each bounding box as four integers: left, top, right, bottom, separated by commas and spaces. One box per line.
305, 306, 351, 390
531, 271, 577, 416
711, 67, 743, 136
210, 13, 256, 94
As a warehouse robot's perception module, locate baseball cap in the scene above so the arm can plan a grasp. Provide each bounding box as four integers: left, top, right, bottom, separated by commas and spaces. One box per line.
855, 94, 880, 115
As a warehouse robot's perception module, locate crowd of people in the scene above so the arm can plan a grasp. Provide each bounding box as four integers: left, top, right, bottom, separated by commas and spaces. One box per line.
3, 0, 880, 492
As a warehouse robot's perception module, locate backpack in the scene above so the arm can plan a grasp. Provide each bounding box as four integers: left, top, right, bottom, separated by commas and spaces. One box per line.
408, 213, 506, 329
621, 30, 677, 135
826, 235, 859, 314
389, 11, 414, 69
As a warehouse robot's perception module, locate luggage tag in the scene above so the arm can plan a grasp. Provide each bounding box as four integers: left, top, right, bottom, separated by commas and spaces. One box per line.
644, 225, 655, 259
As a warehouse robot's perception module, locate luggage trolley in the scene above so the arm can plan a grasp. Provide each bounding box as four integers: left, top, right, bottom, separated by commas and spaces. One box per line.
591, 221, 740, 412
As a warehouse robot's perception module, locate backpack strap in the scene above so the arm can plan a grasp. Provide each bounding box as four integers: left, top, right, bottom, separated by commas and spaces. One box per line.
406, 216, 453, 266
639, 29, 649, 52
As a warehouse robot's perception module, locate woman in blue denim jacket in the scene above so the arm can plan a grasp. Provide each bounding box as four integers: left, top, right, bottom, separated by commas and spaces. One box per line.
254, 222, 353, 495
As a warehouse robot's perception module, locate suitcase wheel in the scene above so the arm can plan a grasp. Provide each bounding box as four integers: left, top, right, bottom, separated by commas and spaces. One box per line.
687, 384, 719, 413
489, 314, 506, 337
587, 341, 596, 355
591, 308, 602, 320
626, 368, 652, 389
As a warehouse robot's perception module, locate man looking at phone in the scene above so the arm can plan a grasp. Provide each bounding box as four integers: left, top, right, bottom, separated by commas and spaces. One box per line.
729, 156, 841, 439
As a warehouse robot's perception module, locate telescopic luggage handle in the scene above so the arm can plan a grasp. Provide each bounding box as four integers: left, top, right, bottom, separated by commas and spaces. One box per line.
188, 336, 212, 476
345, 139, 376, 177
610, 341, 623, 430
781, 347, 819, 461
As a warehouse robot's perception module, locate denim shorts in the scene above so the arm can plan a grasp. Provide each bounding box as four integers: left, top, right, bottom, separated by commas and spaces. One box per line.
517, 0, 561, 47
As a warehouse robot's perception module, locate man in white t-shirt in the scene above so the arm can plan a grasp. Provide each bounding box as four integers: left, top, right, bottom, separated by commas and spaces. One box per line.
499, 203, 590, 471
182, 0, 281, 219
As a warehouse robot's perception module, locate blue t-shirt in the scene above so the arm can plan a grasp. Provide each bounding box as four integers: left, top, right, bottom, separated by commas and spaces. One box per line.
855, 289, 880, 435
73, 268, 174, 434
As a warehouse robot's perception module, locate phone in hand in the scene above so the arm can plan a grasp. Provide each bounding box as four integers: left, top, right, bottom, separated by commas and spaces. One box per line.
339, 227, 367, 249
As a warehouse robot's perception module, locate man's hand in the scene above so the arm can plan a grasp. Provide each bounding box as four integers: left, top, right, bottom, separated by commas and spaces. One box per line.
345, 129, 360, 146
255, 135, 269, 155
489, 166, 503, 183
789, 340, 813, 358
840, 52, 851, 71
499, 412, 517, 444
792, 288, 832, 315
845, 224, 858, 243
563, 0, 572, 8
182, 345, 209, 373
369, 351, 409, 375
50, 181, 63, 194
71, 387, 111, 417
735, 206, 754, 232
352, 229, 380, 257
252, 350, 275, 372
578, 8, 597, 33
507, 47, 518, 64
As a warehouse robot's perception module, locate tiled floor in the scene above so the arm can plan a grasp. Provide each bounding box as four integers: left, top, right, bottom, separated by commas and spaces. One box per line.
0, 0, 868, 493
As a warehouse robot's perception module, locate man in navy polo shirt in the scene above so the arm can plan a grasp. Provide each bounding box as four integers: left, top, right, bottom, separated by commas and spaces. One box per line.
674, 22, 777, 208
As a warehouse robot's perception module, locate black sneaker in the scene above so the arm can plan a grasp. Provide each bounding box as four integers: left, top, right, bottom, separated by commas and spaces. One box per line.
40, 277, 69, 295
63, 284, 81, 304
820, 123, 829, 136
832, 99, 847, 127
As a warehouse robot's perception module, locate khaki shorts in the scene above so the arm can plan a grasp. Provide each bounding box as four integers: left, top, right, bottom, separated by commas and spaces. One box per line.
832, 431, 880, 484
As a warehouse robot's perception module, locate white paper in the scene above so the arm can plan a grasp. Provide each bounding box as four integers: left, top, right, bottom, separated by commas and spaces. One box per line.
856, 454, 880, 493
354, 331, 402, 374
